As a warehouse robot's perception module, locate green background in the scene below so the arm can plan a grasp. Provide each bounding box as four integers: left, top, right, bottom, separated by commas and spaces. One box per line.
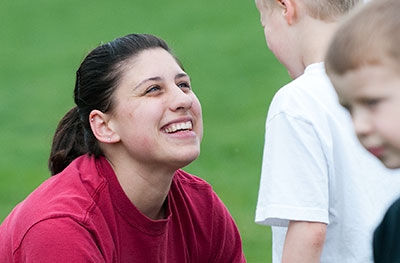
0, 0, 291, 262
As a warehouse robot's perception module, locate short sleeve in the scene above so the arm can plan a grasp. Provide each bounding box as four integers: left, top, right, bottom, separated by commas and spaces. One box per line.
255, 112, 329, 227
14, 217, 105, 263
373, 198, 400, 263
209, 193, 246, 263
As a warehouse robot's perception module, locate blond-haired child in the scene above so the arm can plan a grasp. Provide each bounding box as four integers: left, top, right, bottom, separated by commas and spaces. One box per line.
326, 0, 400, 261
254, 0, 400, 262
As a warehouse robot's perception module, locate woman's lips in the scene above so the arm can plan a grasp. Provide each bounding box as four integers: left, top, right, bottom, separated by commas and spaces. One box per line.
163, 121, 192, 133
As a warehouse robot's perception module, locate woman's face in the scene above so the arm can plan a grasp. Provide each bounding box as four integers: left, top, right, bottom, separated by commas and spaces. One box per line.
108, 48, 203, 171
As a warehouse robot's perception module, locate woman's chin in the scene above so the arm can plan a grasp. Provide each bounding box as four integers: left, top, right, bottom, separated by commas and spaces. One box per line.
170, 151, 200, 170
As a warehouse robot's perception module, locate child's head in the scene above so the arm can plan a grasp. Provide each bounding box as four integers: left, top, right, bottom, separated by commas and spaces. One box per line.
256, 0, 360, 21
326, 0, 400, 168
255, 0, 361, 79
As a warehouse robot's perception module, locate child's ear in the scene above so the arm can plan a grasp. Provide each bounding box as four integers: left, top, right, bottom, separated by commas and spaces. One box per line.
89, 110, 121, 144
277, 0, 296, 25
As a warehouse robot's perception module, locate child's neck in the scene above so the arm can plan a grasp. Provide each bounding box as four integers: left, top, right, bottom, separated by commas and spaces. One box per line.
299, 18, 339, 69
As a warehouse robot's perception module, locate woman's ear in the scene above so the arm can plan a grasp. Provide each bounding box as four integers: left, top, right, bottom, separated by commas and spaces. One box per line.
277, 0, 296, 25
89, 110, 120, 143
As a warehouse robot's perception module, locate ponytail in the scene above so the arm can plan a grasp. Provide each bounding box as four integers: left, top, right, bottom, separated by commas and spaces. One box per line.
48, 107, 87, 175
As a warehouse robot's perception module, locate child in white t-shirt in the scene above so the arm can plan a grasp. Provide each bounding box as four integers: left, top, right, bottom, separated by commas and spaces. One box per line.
254, 0, 400, 262
325, 0, 400, 261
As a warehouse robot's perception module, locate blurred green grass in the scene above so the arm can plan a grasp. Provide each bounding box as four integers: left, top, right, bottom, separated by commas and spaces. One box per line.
0, 0, 291, 262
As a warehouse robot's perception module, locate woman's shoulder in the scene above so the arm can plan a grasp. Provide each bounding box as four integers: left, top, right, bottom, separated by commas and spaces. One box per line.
0, 155, 107, 254
172, 170, 227, 211
171, 170, 245, 262
173, 169, 213, 191
22, 155, 105, 218
172, 170, 217, 204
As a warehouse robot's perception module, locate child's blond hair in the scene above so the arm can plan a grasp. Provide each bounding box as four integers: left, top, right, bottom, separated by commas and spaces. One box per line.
326, 0, 400, 75
325, 0, 400, 75
258, 0, 360, 21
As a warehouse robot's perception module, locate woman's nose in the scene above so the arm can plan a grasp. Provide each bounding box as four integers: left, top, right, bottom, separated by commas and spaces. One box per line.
168, 85, 193, 111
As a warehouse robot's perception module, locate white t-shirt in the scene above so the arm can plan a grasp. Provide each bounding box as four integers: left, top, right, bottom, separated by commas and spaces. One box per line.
255, 63, 400, 263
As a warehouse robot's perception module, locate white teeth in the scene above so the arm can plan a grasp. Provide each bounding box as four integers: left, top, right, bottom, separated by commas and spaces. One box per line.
164, 121, 192, 133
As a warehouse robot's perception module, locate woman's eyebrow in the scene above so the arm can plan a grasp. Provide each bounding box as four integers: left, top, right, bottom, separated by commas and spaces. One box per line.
134, 73, 189, 90
134, 77, 162, 90
175, 73, 189, 80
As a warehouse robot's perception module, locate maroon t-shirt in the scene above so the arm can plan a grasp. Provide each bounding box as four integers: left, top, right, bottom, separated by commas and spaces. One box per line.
0, 155, 246, 262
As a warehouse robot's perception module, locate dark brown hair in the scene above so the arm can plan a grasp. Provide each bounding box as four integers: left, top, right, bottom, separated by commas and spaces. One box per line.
49, 34, 173, 175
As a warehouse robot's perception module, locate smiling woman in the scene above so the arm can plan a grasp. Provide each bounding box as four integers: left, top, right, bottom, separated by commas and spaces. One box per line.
0, 34, 246, 263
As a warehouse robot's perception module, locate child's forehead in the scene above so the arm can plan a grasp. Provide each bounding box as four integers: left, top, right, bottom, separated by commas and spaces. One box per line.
341, 62, 400, 92
361, 56, 400, 76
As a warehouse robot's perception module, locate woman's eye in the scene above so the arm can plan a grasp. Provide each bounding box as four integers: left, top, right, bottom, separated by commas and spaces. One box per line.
177, 82, 191, 90
145, 86, 160, 94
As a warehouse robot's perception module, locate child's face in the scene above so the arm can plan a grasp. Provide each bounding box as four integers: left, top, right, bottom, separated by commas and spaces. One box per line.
255, 0, 300, 78
255, 0, 282, 53
330, 63, 400, 168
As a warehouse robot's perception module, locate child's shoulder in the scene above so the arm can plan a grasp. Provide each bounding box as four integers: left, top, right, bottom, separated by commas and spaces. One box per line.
281, 63, 330, 95
268, 63, 337, 119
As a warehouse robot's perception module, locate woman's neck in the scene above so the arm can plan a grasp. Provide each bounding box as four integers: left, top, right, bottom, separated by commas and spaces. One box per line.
106, 155, 175, 220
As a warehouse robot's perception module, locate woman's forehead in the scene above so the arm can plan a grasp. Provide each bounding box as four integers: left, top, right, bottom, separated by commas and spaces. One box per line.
118, 49, 187, 86
129, 48, 181, 71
